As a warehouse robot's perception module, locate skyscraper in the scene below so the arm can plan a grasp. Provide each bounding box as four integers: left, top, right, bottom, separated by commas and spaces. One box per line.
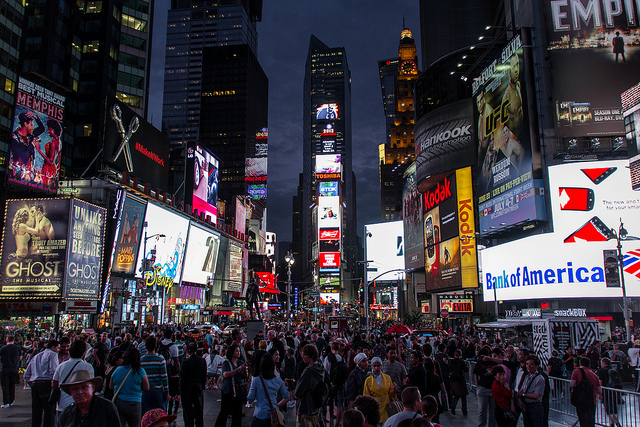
378, 28, 418, 221
302, 35, 357, 301
162, 0, 262, 195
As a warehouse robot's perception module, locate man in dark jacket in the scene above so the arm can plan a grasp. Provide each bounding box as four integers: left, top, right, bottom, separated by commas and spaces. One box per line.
59, 370, 120, 427
295, 344, 326, 426
404, 350, 427, 397
346, 353, 369, 407
180, 343, 207, 427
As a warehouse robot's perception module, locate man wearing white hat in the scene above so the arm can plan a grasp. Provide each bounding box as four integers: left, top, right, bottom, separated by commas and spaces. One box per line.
58, 370, 121, 427
346, 352, 369, 408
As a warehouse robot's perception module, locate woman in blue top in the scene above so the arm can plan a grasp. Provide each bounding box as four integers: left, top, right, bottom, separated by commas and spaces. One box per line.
109, 346, 149, 427
247, 354, 291, 427
214, 343, 248, 427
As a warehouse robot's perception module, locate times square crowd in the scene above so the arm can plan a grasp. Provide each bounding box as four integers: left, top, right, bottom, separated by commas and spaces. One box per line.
0, 321, 638, 427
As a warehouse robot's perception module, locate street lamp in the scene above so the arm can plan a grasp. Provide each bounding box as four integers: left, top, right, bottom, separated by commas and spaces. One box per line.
141, 224, 166, 331
610, 219, 632, 343
284, 250, 294, 332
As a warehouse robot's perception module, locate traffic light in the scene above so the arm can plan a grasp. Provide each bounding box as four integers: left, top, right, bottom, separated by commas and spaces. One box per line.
122, 290, 131, 299
111, 290, 119, 299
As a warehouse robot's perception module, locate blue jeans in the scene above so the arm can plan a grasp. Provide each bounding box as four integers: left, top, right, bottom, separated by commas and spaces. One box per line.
251, 417, 271, 427
477, 386, 497, 427
524, 402, 544, 427
452, 395, 468, 414
141, 389, 167, 415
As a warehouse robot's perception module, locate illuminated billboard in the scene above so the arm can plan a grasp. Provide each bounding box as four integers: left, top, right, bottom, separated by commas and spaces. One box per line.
415, 99, 475, 183
402, 163, 424, 270
227, 242, 243, 293
8, 77, 65, 193
319, 252, 340, 269
316, 103, 339, 120
365, 221, 405, 282
316, 154, 342, 174
423, 168, 478, 291
320, 291, 340, 304
319, 181, 339, 197
104, 98, 170, 191
319, 228, 340, 240
544, 1, 640, 137
111, 193, 146, 275
472, 35, 546, 232
135, 203, 189, 288
0, 198, 70, 299
182, 224, 220, 286
321, 124, 337, 153
64, 199, 106, 300
248, 184, 267, 200
245, 157, 267, 181
320, 275, 340, 288
318, 196, 340, 228
483, 160, 640, 300
185, 143, 218, 222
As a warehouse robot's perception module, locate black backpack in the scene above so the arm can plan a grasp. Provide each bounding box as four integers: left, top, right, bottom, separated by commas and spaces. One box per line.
571, 368, 594, 408
607, 368, 623, 389
158, 342, 178, 376
328, 353, 349, 387
310, 370, 330, 408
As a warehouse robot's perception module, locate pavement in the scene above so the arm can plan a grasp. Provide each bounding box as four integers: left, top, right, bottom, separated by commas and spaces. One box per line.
2, 377, 577, 427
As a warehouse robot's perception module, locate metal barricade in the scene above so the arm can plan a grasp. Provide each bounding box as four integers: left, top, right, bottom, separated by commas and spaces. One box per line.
550, 376, 640, 427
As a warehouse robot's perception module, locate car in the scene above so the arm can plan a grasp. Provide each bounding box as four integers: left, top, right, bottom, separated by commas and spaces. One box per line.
223, 325, 238, 334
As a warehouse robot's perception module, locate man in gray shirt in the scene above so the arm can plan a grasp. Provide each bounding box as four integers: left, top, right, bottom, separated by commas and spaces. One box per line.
518, 357, 545, 427
382, 346, 407, 393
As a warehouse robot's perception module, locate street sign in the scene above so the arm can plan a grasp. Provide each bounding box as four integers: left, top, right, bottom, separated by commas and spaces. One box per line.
440, 309, 449, 318
308, 292, 319, 297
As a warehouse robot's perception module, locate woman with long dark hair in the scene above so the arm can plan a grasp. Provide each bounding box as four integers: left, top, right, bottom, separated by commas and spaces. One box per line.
214, 343, 248, 427
423, 357, 443, 423
246, 353, 290, 427
109, 347, 149, 427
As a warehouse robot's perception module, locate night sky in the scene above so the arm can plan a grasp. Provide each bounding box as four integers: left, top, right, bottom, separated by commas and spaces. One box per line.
148, 1, 421, 247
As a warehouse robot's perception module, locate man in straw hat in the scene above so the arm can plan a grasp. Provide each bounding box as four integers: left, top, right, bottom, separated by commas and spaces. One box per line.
58, 370, 121, 427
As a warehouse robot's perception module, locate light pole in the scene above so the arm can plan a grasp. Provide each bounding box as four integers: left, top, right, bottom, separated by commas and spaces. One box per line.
141, 224, 165, 332
611, 219, 632, 343
284, 250, 294, 332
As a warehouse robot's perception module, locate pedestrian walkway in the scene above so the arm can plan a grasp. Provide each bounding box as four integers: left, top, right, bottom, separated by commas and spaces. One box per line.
3, 381, 574, 427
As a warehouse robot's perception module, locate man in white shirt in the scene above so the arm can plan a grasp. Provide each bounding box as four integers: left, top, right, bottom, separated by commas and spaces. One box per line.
52, 340, 94, 416
24, 339, 59, 427
383, 386, 422, 427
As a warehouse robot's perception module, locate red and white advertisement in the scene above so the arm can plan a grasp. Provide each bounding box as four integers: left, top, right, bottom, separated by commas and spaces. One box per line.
319, 228, 340, 240
319, 253, 340, 268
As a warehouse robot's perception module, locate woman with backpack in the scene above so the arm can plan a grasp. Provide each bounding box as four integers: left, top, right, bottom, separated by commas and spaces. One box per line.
597, 358, 622, 427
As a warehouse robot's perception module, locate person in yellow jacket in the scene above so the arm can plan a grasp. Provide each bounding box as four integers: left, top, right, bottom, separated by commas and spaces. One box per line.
363, 356, 396, 423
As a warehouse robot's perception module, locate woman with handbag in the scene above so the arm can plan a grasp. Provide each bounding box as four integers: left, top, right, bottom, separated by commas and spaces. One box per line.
491, 365, 516, 427
246, 353, 291, 427
423, 357, 443, 424
109, 347, 149, 427
363, 357, 396, 423
449, 349, 469, 416
215, 343, 248, 427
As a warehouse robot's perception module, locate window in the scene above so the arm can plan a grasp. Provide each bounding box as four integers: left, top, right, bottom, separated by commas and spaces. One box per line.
4, 78, 15, 94
83, 40, 99, 53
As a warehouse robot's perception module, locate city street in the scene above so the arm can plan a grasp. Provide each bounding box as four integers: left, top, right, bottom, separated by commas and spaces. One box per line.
1, 378, 575, 427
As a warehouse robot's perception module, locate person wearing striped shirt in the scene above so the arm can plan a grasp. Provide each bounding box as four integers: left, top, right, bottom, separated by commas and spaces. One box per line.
141, 336, 169, 414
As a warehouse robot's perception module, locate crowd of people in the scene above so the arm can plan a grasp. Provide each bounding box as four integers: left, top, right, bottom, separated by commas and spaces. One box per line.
0, 323, 638, 427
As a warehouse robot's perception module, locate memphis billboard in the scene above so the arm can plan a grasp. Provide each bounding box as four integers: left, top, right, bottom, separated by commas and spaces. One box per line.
482, 159, 640, 301
185, 143, 219, 222
8, 77, 65, 193
104, 98, 170, 191
544, 0, 640, 137
414, 99, 475, 184
403, 163, 424, 270
423, 167, 478, 291
472, 34, 546, 232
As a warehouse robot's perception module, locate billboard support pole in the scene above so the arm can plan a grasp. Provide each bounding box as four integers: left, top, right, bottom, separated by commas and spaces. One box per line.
613, 220, 632, 343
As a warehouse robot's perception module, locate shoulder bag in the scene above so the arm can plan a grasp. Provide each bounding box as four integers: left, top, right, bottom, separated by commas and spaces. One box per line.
259, 376, 285, 427
112, 368, 133, 402
48, 360, 81, 404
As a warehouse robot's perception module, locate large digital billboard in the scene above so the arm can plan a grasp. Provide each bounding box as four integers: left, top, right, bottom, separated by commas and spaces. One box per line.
316, 154, 342, 174
0, 198, 70, 299
423, 168, 478, 291
402, 163, 424, 270
185, 143, 218, 222
135, 203, 189, 288
111, 193, 146, 275
414, 99, 475, 183
319, 252, 340, 269
472, 35, 546, 232
8, 77, 65, 193
365, 221, 405, 282
316, 103, 339, 120
318, 196, 340, 228
64, 199, 106, 300
544, 0, 640, 137
227, 242, 243, 293
104, 98, 170, 191
319, 181, 339, 197
483, 160, 640, 300
182, 224, 220, 286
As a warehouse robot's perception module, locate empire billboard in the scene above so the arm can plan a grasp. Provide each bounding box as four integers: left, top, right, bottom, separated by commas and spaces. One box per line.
472, 35, 546, 233
0, 198, 70, 299
544, 0, 640, 137
104, 98, 170, 191
8, 77, 65, 193
414, 99, 475, 183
